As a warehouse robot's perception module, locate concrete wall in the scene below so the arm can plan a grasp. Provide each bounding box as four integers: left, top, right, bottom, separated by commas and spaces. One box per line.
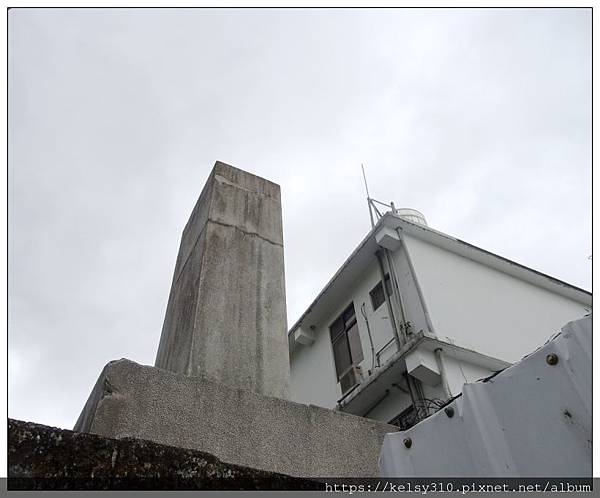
289, 318, 339, 409
403, 234, 590, 363
155, 161, 290, 399
74, 359, 397, 478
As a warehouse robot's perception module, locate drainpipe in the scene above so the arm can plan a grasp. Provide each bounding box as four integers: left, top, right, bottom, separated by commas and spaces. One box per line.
375, 250, 402, 351
384, 247, 410, 339
434, 348, 452, 399
407, 374, 428, 419
395, 228, 437, 336
361, 303, 377, 372
403, 372, 421, 414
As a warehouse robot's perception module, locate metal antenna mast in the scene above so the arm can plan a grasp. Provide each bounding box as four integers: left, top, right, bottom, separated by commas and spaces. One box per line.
362, 163, 397, 228
361, 163, 375, 228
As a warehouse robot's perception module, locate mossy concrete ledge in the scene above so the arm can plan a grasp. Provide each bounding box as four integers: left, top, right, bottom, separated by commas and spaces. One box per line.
74, 359, 397, 477
8, 418, 320, 490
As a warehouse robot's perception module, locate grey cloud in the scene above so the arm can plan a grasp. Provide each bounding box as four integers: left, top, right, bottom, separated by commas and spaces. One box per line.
9, 8, 591, 430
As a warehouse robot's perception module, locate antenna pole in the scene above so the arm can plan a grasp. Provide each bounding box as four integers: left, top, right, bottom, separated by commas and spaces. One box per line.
362, 163, 375, 228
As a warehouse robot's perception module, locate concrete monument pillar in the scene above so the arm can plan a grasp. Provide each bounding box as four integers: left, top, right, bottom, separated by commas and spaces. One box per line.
155, 161, 290, 399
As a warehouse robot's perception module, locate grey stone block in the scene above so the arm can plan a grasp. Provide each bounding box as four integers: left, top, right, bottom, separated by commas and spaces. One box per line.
74, 359, 397, 477
155, 161, 290, 399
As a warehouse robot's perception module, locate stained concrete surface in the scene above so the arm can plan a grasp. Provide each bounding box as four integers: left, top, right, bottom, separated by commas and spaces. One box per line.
9, 418, 320, 490
155, 161, 290, 399
74, 359, 397, 478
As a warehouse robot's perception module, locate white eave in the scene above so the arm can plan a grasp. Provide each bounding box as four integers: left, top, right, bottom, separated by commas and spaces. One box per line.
288, 212, 591, 352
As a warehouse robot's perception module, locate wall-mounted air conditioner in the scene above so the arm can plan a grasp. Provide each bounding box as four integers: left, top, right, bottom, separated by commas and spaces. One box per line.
340, 365, 364, 395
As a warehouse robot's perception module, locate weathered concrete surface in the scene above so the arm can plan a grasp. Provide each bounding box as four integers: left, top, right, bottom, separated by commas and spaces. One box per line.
155, 161, 290, 399
9, 419, 320, 490
74, 359, 397, 477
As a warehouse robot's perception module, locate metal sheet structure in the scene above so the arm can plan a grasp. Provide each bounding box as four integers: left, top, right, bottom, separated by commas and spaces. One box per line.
379, 315, 592, 477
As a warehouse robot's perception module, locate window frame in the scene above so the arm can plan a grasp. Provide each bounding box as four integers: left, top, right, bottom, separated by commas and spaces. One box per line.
329, 302, 363, 380
369, 273, 392, 311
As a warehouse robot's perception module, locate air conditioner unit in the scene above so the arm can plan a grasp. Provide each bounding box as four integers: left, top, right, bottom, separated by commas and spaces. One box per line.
340, 365, 364, 395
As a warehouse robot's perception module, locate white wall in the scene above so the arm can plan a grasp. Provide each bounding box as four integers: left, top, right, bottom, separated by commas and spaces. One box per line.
389, 244, 432, 336
441, 354, 494, 396
363, 388, 413, 423
290, 259, 399, 408
289, 230, 581, 422
403, 234, 590, 363
289, 320, 339, 409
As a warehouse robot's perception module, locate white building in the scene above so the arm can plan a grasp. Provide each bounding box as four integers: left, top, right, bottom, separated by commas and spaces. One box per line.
288, 208, 591, 430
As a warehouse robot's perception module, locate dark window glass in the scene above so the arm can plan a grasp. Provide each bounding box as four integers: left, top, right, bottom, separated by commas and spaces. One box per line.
370, 282, 385, 310
329, 303, 363, 380
332, 335, 352, 378
370, 274, 392, 311
342, 304, 356, 325
329, 316, 345, 341
347, 322, 364, 365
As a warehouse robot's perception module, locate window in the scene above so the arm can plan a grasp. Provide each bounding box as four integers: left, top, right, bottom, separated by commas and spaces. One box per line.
369, 274, 392, 311
329, 303, 364, 380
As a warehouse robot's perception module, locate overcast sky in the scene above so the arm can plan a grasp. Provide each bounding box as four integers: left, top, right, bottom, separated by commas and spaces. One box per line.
9, 8, 591, 430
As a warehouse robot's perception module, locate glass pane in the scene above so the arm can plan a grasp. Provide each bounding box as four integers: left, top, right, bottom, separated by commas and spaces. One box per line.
333, 335, 352, 379
342, 304, 356, 325
329, 317, 344, 341
384, 274, 393, 296
347, 323, 364, 364
370, 282, 385, 310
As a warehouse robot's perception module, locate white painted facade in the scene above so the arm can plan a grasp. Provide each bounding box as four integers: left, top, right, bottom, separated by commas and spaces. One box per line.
403, 234, 589, 363
288, 211, 591, 428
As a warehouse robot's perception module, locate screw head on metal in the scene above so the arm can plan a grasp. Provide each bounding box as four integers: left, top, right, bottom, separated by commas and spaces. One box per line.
546, 353, 559, 366
403, 437, 412, 449
444, 406, 455, 418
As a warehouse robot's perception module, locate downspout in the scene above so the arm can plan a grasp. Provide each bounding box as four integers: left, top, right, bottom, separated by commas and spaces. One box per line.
375, 250, 402, 351
361, 303, 377, 372
384, 247, 410, 338
407, 374, 428, 419
403, 372, 418, 411
434, 348, 452, 399
395, 228, 437, 336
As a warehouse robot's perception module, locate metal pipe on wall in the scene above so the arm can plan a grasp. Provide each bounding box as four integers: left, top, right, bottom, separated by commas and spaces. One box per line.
434, 348, 453, 399
361, 302, 377, 372
395, 227, 437, 336
384, 247, 410, 339
375, 250, 402, 352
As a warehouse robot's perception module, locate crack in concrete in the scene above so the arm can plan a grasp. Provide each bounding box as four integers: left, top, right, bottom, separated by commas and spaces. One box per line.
207, 219, 283, 247
171, 218, 282, 288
